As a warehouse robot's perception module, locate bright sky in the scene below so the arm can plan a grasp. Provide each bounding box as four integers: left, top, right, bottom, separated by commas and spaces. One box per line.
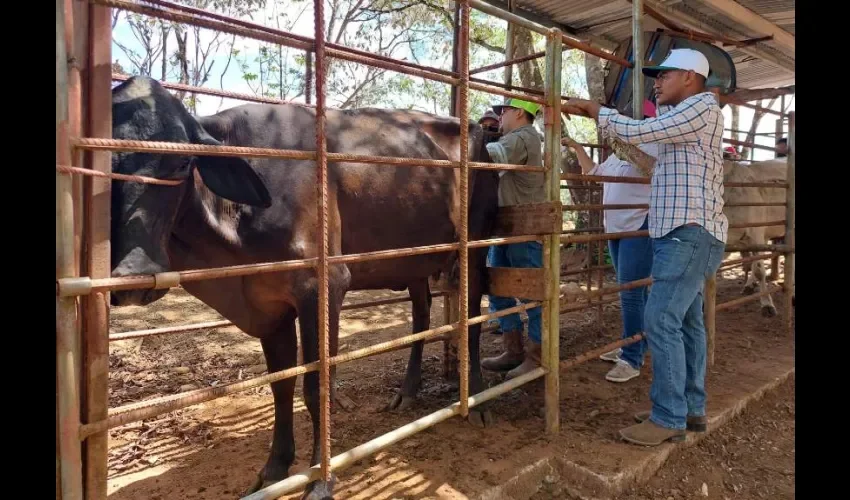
110, 1, 793, 160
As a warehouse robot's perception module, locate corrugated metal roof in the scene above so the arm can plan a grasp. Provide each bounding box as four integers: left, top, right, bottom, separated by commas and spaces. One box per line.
493, 0, 795, 89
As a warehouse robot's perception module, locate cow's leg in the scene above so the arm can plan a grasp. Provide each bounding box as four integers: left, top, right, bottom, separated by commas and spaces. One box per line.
385, 279, 431, 411
298, 266, 348, 500
753, 258, 777, 317
466, 246, 494, 428
244, 313, 298, 495
741, 251, 758, 295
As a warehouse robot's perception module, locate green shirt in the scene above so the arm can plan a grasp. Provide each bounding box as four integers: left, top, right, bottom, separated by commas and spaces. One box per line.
485, 124, 546, 207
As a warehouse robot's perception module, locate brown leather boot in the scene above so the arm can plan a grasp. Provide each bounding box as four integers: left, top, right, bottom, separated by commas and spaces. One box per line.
481, 329, 525, 371
505, 340, 542, 380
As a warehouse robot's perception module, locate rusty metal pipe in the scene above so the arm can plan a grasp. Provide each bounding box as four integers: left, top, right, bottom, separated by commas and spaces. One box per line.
720, 252, 782, 270
71, 137, 543, 173
60, 236, 557, 297
727, 220, 785, 229
561, 230, 649, 245
559, 295, 619, 314
113, 73, 296, 105
723, 138, 781, 153
139, 0, 459, 78
723, 201, 786, 207
559, 334, 645, 371
716, 284, 782, 311
241, 365, 547, 500
80, 301, 539, 439
108, 293, 448, 341
470, 50, 546, 75
95, 0, 460, 87
561, 172, 649, 185
725, 181, 789, 188
725, 243, 791, 253
562, 203, 648, 211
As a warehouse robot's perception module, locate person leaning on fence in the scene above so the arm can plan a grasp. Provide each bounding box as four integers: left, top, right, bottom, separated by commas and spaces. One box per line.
561, 103, 657, 384
480, 98, 547, 380
566, 48, 728, 446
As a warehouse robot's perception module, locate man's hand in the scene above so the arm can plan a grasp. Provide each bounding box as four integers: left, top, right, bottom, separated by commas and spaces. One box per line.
564, 98, 602, 121
561, 137, 580, 149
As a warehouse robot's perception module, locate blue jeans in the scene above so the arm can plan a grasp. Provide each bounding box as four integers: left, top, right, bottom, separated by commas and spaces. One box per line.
487, 242, 543, 344
608, 216, 653, 369
645, 225, 725, 430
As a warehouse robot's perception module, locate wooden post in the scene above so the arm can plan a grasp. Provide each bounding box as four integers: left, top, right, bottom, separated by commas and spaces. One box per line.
57, 0, 84, 496
705, 276, 717, 366
542, 29, 563, 435
79, 2, 113, 498
784, 112, 795, 333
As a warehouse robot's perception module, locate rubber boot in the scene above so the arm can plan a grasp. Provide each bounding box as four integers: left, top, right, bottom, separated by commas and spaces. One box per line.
505, 340, 542, 380
481, 329, 525, 371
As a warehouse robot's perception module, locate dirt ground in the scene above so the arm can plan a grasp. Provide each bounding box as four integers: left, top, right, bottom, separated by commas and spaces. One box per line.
104, 258, 794, 500
611, 377, 794, 500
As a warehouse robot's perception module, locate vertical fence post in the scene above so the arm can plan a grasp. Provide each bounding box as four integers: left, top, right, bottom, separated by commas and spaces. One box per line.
705, 275, 717, 366
543, 28, 563, 434
631, 0, 643, 120
57, 0, 84, 497
784, 112, 795, 334
504, 0, 514, 91
81, 2, 112, 498
457, 0, 471, 418
313, 0, 332, 481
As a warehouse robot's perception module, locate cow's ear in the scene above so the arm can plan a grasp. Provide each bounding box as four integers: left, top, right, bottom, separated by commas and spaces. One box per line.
190, 124, 272, 209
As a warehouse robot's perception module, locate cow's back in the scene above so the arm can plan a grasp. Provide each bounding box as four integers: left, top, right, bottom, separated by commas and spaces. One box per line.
197, 103, 484, 289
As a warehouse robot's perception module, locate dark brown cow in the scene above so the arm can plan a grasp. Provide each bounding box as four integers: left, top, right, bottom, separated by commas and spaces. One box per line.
108, 76, 499, 498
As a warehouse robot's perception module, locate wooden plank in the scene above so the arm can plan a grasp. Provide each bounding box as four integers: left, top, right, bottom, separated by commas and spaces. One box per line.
81, 2, 112, 499
485, 267, 547, 301
493, 201, 561, 237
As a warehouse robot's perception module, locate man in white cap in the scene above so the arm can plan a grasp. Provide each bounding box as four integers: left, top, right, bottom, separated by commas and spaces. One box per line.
567, 48, 727, 446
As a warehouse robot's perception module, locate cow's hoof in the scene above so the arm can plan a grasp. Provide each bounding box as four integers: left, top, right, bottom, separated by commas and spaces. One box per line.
742, 285, 756, 295
761, 305, 777, 317
242, 472, 280, 497
383, 393, 416, 412
302, 476, 336, 500
467, 409, 494, 428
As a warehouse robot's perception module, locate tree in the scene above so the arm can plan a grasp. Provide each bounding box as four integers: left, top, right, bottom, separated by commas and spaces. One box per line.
113, 0, 266, 111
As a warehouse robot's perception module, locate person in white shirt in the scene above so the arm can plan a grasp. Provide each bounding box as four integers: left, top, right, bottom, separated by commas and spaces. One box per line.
561, 106, 656, 384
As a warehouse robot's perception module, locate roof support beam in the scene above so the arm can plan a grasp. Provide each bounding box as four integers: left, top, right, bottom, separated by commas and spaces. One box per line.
479, 0, 620, 52
643, 0, 794, 75
699, 0, 795, 54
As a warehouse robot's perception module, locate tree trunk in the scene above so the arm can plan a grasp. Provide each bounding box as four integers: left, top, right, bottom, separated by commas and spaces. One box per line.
510, 27, 543, 90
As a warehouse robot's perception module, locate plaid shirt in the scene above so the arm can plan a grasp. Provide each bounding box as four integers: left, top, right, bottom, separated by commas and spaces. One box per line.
597, 92, 728, 243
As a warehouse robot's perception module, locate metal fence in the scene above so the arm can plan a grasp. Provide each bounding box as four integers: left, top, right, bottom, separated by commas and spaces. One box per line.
55, 1, 795, 499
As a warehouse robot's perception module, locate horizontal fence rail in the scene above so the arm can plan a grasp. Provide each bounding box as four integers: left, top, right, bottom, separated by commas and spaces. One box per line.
58, 1, 795, 498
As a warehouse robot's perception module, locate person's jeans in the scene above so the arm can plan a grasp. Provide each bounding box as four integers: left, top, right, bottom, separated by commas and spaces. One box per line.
487, 241, 543, 344
645, 224, 726, 430
608, 216, 653, 369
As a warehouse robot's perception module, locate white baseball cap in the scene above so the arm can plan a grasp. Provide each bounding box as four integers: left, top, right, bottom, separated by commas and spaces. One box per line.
643, 48, 710, 79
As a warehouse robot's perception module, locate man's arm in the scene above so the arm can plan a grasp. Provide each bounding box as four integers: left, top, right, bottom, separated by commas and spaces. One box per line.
597, 96, 711, 145
486, 132, 528, 177
561, 137, 596, 174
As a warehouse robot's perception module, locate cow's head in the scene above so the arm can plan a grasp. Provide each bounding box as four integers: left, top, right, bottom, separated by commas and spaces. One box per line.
109, 76, 271, 306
